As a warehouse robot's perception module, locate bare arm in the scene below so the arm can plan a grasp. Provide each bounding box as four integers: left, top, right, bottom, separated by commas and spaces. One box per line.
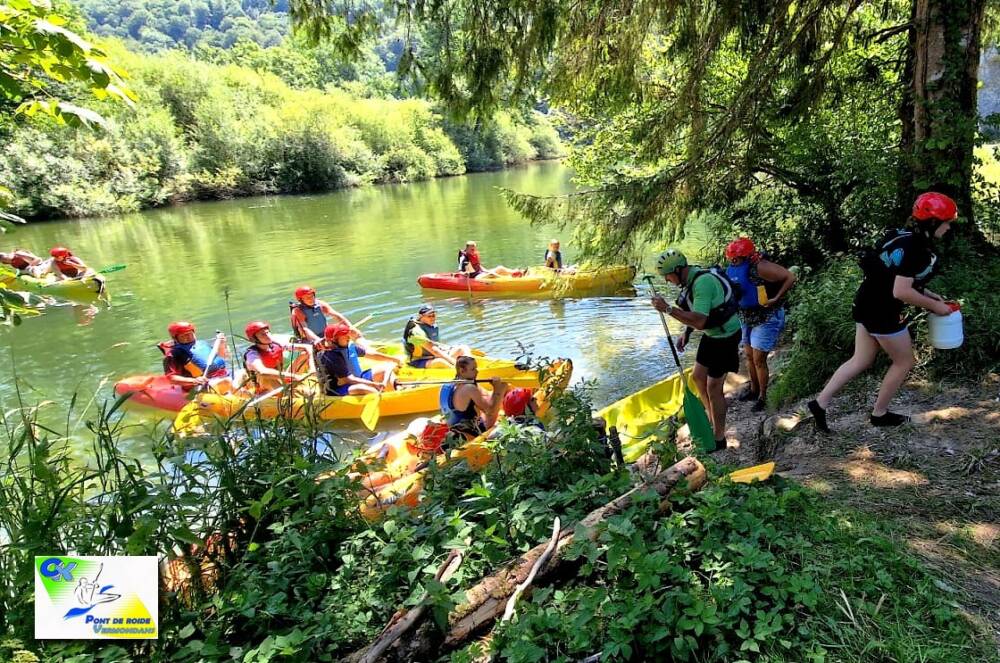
321, 302, 361, 336
893, 276, 951, 315
756, 260, 797, 305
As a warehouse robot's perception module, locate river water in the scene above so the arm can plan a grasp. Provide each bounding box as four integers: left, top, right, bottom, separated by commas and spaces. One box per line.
1, 162, 703, 451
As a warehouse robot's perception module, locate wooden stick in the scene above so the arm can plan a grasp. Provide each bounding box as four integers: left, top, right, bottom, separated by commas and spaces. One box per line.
501, 517, 560, 623
353, 547, 466, 663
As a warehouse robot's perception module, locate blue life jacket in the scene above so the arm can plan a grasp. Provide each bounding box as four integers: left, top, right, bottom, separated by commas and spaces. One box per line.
337, 341, 364, 377
726, 261, 764, 309
172, 340, 227, 377
294, 302, 327, 338
439, 382, 478, 426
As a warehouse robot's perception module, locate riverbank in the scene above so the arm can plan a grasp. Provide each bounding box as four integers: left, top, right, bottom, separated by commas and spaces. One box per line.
0, 42, 564, 221
690, 355, 1000, 645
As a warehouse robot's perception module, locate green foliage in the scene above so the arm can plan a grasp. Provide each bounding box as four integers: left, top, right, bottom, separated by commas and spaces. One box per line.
484, 480, 994, 662
0, 44, 562, 219
0, 0, 133, 128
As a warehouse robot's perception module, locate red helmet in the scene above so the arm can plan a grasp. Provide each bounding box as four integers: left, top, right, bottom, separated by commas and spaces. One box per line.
294, 285, 315, 301
50, 246, 72, 259
725, 237, 756, 260
244, 320, 270, 340
167, 321, 195, 339
912, 192, 958, 222
323, 323, 352, 341
503, 388, 535, 417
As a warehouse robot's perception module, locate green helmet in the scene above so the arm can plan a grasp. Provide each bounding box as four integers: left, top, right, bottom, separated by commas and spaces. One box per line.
656, 249, 688, 276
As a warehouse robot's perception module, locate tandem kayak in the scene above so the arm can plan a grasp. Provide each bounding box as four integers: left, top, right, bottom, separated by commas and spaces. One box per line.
416, 265, 636, 297
170, 358, 569, 434
0, 271, 105, 303
113, 347, 534, 414
350, 359, 573, 520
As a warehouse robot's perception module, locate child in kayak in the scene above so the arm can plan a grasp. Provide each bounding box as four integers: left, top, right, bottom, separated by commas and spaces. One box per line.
458, 241, 522, 278
402, 305, 472, 368
317, 324, 401, 396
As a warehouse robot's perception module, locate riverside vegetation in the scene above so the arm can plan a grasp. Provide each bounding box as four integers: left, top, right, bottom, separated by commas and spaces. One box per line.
0, 384, 996, 662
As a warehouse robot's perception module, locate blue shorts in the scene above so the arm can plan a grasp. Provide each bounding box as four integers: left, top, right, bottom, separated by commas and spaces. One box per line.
408, 357, 432, 368
741, 307, 786, 352
333, 369, 373, 396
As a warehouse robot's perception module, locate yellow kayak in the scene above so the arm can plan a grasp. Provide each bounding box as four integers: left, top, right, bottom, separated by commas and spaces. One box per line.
351, 359, 573, 520
596, 369, 693, 462
172, 359, 563, 434
417, 265, 636, 297
0, 271, 105, 303
363, 343, 530, 381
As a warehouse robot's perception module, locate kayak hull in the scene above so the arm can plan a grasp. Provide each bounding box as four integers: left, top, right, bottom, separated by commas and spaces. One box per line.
597, 369, 693, 462
353, 359, 573, 519
417, 266, 636, 298
114, 374, 192, 412
0, 271, 105, 303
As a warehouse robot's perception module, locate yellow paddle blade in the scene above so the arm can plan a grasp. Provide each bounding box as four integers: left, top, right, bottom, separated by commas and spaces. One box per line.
727, 462, 776, 484
360, 393, 381, 431
172, 401, 205, 437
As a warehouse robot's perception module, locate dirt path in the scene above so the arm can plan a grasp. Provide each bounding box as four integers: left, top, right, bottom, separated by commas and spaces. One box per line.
679, 369, 1000, 642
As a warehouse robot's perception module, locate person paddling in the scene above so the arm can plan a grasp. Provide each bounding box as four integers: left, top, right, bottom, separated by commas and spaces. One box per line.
808, 193, 960, 432
544, 240, 563, 270
725, 237, 797, 411
289, 285, 359, 344
317, 324, 401, 396
651, 249, 741, 452
243, 320, 309, 393
0, 249, 43, 273
439, 356, 509, 437
40, 247, 100, 283
402, 305, 472, 368
160, 321, 232, 392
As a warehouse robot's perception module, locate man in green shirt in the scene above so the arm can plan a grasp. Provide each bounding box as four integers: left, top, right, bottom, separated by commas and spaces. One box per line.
651, 249, 742, 452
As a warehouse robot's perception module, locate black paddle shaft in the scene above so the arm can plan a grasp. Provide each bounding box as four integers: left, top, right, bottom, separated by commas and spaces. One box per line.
643, 275, 684, 370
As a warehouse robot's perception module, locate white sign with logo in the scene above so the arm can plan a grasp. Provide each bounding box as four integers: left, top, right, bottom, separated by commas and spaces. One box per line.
35, 556, 158, 639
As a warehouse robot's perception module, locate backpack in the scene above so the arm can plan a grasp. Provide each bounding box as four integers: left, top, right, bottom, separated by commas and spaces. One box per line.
677, 266, 742, 329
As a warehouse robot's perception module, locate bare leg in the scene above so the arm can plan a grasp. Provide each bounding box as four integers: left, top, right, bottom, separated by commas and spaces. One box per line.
752, 348, 770, 401
743, 343, 760, 395
706, 375, 728, 440
872, 332, 914, 416
816, 324, 879, 409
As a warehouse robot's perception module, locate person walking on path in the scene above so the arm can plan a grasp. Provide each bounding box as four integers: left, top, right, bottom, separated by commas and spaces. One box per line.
651, 249, 742, 452
808, 192, 960, 432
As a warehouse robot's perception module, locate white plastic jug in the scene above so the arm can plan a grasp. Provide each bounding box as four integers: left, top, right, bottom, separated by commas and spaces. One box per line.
928, 310, 963, 350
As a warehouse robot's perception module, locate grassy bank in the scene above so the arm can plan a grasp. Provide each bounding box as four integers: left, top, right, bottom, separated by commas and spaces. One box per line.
0, 385, 995, 662
0, 42, 563, 221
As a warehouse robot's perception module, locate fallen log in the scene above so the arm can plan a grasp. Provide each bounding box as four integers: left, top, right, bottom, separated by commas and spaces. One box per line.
347, 455, 705, 661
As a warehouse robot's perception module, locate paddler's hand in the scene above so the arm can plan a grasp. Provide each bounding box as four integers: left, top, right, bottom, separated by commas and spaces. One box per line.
675, 335, 687, 352
651, 295, 672, 314
491, 377, 508, 394
932, 300, 954, 316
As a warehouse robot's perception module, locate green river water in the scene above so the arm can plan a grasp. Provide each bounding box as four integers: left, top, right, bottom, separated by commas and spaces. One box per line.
2, 161, 705, 453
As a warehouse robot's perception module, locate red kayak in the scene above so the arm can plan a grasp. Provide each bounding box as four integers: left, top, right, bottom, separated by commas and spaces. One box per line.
416, 266, 636, 297
114, 374, 192, 412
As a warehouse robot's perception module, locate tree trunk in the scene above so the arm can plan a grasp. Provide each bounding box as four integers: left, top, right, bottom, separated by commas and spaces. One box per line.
899, 0, 985, 226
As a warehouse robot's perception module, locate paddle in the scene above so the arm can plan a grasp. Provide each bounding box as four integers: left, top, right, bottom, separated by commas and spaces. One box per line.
396, 376, 541, 387
41, 263, 126, 286
642, 274, 716, 454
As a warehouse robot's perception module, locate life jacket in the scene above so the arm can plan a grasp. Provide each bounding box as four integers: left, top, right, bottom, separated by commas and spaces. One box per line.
337, 342, 364, 377
243, 342, 284, 371
544, 249, 562, 269
439, 382, 479, 427
458, 250, 482, 274
403, 319, 440, 359
169, 340, 228, 378
676, 266, 741, 330
10, 253, 33, 270
54, 258, 85, 278
290, 301, 327, 339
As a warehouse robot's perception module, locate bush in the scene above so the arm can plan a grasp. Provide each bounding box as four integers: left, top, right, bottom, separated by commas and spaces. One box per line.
0, 41, 562, 220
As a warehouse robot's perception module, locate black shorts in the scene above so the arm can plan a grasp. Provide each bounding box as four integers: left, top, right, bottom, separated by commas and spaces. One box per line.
852, 289, 907, 335
695, 331, 741, 379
